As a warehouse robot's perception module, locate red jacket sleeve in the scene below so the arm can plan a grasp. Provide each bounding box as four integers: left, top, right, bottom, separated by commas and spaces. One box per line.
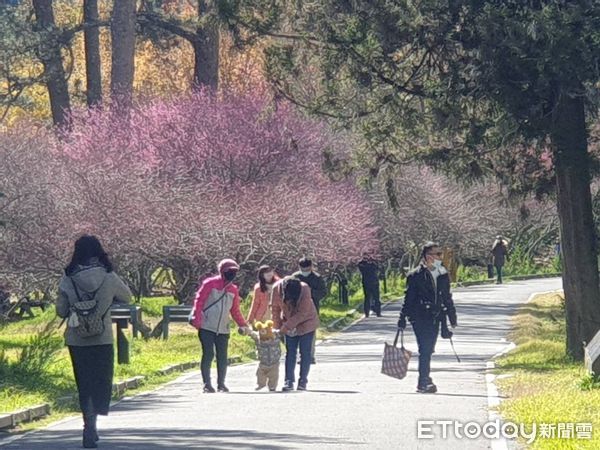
247, 285, 261, 323
271, 282, 283, 329
229, 287, 247, 327
190, 279, 211, 329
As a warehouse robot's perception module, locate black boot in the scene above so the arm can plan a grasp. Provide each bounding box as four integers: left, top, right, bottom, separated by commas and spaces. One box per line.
90, 414, 99, 442
82, 414, 98, 448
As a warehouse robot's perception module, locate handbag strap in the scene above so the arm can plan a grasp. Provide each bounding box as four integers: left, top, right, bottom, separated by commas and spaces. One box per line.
202, 282, 232, 312
393, 328, 403, 347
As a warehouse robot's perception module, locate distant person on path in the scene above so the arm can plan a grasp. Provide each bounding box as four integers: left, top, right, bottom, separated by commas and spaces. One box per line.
358, 255, 382, 317
293, 258, 327, 364
398, 242, 458, 394
0, 283, 10, 315
491, 235, 509, 284
247, 265, 280, 324
56, 235, 132, 448
189, 259, 249, 393
272, 276, 319, 391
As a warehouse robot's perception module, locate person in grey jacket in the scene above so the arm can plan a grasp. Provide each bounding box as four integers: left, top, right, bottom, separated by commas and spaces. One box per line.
56, 235, 132, 449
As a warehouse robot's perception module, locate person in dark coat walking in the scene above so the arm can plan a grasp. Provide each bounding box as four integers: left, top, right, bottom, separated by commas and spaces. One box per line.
491, 235, 509, 284
398, 242, 458, 393
56, 235, 132, 448
293, 258, 327, 364
357, 255, 382, 317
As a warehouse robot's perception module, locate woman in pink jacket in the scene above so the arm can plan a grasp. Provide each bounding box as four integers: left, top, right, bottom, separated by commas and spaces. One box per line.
247, 265, 280, 324
272, 276, 320, 391
190, 259, 248, 393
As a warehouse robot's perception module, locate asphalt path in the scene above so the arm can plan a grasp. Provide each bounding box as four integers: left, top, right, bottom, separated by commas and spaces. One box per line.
0, 277, 562, 449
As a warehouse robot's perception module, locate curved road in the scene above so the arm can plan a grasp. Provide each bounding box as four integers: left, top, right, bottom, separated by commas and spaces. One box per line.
0, 278, 562, 449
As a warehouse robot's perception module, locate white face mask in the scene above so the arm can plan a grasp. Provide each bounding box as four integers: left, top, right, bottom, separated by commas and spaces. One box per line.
300, 270, 311, 277
432, 259, 443, 269
263, 272, 274, 283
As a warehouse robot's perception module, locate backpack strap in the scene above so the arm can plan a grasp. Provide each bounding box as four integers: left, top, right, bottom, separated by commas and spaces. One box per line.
69, 275, 108, 303
68, 275, 112, 322
70, 278, 83, 303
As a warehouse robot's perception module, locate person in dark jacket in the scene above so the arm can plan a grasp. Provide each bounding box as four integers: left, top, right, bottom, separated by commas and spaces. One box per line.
0, 284, 10, 315
358, 255, 382, 317
56, 235, 132, 448
293, 258, 327, 364
398, 242, 458, 394
491, 236, 509, 284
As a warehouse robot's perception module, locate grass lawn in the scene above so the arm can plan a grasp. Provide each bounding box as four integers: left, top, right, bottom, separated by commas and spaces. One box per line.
496, 292, 600, 449
0, 305, 254, 417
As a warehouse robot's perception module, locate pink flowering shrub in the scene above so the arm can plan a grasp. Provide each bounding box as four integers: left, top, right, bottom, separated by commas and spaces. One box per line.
1, 92, 378, 299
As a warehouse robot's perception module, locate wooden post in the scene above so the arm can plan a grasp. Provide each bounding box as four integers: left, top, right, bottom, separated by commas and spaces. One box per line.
116, 319, 129, 364
162, 306, 170, 340
131, 306, 140, 339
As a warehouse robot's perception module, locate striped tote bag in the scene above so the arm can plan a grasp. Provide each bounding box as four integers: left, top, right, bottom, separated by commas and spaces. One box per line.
381, 329, 412, 379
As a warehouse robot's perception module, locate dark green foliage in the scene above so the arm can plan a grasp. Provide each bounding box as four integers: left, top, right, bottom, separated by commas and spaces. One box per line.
220, 0, 600, 195
220, 0, 600, 360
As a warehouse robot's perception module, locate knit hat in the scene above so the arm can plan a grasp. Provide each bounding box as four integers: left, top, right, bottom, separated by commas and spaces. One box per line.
218, 258, 240, 275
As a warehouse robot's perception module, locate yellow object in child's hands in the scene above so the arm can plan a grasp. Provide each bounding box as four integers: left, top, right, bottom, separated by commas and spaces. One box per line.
254, 320, 275, 342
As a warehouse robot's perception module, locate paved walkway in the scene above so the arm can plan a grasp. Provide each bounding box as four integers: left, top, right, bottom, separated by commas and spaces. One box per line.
0, 278, 562, 449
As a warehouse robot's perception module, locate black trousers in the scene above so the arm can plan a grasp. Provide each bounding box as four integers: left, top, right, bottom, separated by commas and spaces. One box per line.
68, 344, 114, 416
199, 329, 229, 387
362, 282, 381, 316
495, 265, 503, 283
412, 320, 440, 386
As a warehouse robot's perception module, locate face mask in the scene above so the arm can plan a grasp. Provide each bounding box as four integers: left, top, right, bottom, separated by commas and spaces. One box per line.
223, 271, 237, 282
263, 272, 274, 283
300, 270, 311, 277
432, 260, 443, 269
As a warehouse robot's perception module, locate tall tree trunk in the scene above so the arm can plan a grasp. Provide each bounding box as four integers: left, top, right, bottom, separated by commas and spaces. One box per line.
193, 0, 219, 90
110, 0, 136, 105
552, 88, 600, 360
83, 0, 102, 106
32, 0, 71, 126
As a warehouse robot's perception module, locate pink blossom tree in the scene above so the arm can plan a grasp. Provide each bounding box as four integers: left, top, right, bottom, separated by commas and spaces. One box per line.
368, 165, 558, 270
1, 92, 379, 301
